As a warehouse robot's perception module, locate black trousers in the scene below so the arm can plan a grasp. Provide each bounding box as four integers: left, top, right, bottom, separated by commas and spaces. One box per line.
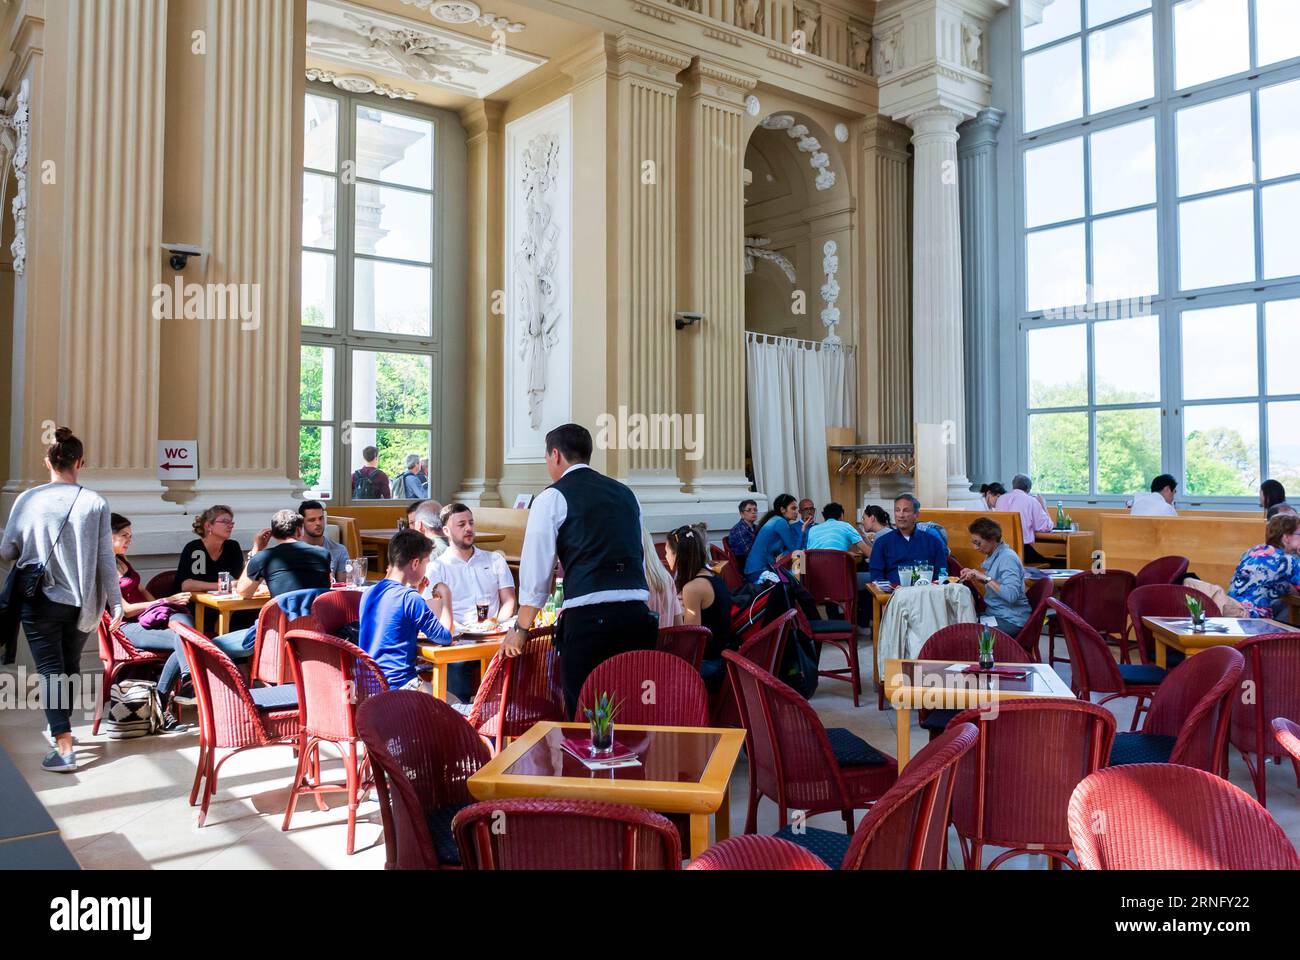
21, 595, 90, 738
555, 600, 658, 719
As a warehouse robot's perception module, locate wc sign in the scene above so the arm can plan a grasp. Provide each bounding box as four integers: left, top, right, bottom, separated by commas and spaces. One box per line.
157, 441, 199, 481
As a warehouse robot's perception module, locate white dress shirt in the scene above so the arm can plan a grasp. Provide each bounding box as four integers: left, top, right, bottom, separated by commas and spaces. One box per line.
517, 463, 650, 610
424, 546, 514, 625
1130, 492, 1178, 517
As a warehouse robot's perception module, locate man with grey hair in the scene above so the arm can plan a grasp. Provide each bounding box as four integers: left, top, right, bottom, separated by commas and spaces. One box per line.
1267, 502, 1297, 520
994, 472, 1053, 562
868, 493, 948, 585
408, 498, 449, 562
392, 452, 429, 499
235, 509, 333, 599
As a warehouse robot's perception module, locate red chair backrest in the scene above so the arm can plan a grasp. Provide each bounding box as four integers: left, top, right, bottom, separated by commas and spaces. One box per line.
687, 835, 830, 870
467, 629, 564, 751
1068, 764, 1300, 869
718, 539, 745, 593
1057, 570, 1136, 637
803, 549, 858, 617
1048, 598, 1125, 696
251, 601, 295, 686
1014, 577, 1054, 655
1135, 555, 1190, 589
452, 799, 681, 869
578, 650, 709, 727
656, 625, 709, 670
1144, 645, 1244, 772
356, 690, 491, 870
310, 589, 362, 636
842, 722, 980, 870
145, 572, 176, 599
654, 541, 669, 565
1230, 633, 1300, 758
170, 621, 277, 749
1272, 717, 1300, 764
1126, 584, 1221, 664
284, 628, 388, 741
97, 612, 144, 667
710, 609, 796, 728
918, 623, 1029, 664
949, 698, 1116, 852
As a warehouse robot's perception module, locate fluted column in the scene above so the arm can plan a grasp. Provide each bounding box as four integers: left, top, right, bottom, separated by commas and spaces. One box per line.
677, 58, 755, 501
958, 108, 1004, 487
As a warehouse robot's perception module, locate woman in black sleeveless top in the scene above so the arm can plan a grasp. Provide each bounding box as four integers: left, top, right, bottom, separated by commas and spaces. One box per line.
665, 525, 736, 689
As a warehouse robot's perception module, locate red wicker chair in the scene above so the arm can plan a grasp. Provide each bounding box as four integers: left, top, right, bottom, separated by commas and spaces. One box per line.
355, 690, 490, 869
656, 625, 709, 670
687, 835, 831, 870
1050, 597, 1165, 730
710, 608, 795, 727
915, 624, 1029, 740
723, 650, 897, 835
1272, 717, 1300, 774
1015, 577, 1054, 661
169, 622, 299, 828
1048, 570, 1138, 666
465, 627, 564, 754
452, 798, 682, 869
310, 589, 362, 637
1230, 633, 1300, 805
718, 537, 746, 593
249, 600, 300, 686
1109, 645, 1245, 772
92, 613, 170, 735
1068, 763, 1300, 869
802, 549, 863, 706
282, 629, 389, 854
145, 572, 176, 599
1135, 555, 1190, 588
578, 650, 709, 727
1126, 584, 1220, 666
948, 698, 1116, 869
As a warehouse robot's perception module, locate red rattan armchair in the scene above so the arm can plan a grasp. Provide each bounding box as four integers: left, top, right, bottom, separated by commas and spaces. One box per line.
310, 589, 362, 637
144, 572, 176, 599
710, 608, 795, 728
1015, 577, 1054, 661
948, 698, 1116, 870
466, 627, 564, 754
687, 835, 831, 870
802, 549, 863, 706
282, 629, 389, 854
656, 625, 709, 670
1109, 645, 1244, 772
915, 624, 1029, 740
1050, 597, 1164, 730
1135, 555, 1190, 588
170, 622, 299, 828
1048, 570, 1137, 666
249, 600, 300, 686
723, 650, 897, 835
1126, 584, 1220, 666
92, 612, 170, 735
578, 650, 709, 727
452, 798, 682, 869
1272, 717, 1300, 773
1230, 633, 1300, 806
1068, 763, 1300, 869
718, 537, 746, 593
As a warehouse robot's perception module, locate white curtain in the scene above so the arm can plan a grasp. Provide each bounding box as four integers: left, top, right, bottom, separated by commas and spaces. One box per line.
746, 333, 856, 509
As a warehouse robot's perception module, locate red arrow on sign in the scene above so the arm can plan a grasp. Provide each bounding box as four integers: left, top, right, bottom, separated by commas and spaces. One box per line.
159, 463, 191, 471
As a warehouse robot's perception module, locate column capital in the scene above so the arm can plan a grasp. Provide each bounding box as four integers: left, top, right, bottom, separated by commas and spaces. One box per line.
905, 105, 966, 141
610, 32, 693, 88
859, 114, 913, 160
957, 106, 1004, 153
684, 56, 758, 109
459, 99, 504, 143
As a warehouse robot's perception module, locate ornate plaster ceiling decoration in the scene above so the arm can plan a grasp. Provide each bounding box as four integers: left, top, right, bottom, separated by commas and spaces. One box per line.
400, 0, 526, 33
306, 67, 417, 100
306, 0, 545, 99
760, 114, 837, 192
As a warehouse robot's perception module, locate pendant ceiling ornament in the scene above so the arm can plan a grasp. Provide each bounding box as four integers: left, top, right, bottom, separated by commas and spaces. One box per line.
400, 0, 526, 33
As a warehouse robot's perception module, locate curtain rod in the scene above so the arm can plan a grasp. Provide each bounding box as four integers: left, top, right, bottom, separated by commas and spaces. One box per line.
744, 331, 857, 354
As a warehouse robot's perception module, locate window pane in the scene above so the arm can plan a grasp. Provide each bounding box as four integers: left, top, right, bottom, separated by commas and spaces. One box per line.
1178, 191, 1256, 289
1265, 299, 1300, 396
1030, 412, 1090, 494
353, 260, 432, 337
1182, 304, 1258, 400
351, 351, 432, 425
1267, 401, 1300, 491
1176, 94, 1253, 196
1027, 224, 1087, 311
303, 173, 336, 250
1027, 324, 1088, 407
304, 94, 338, 171
300, 345, 334, 420
302, 251, 335, 329
354, 185, 433, 263
1024, 40, 1083, 132
1262, 182, 1300, 280
1092, 209, 1158, 303
1087, 14, 1153, 114
1256, 0, 1300, 67
1097, 408, 1161, 494
1184, 403, 1260, 496
1095, 314, 1160, 403
299, 426, 334, 496
1090, 118, 1156, 215
1025, 138, 1084, 228
1259, 79, 1300, 181
1174, 0, 1250, 89
1088, 0, 1150, 26
355, 107, 433, 190
1024, 0, 1080, 49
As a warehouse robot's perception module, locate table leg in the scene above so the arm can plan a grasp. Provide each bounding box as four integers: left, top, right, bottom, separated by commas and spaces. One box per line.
895, 708, 911, 771
1156, 639, 1167, 670
432, 665, 448, 701
714, 787, 731, 843
217, 611, 229, 637
872, 597, 884, 692
689, 814, 710, 860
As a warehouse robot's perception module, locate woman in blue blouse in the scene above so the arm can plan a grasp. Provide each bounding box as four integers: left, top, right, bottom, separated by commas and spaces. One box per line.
1228, 514, 1300, 618
743, 493, 812, 583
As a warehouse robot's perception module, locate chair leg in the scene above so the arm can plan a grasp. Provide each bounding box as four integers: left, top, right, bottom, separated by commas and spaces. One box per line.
345, 740, 360, 856
281, 733, 310, 833
93, 667, 111, 736
745, 777, 759, 835
197, 749, 217, 828
848, 640, 861, 708
841, 809, 854, 834
310, 741, 329, 812
189, 739, 208, 807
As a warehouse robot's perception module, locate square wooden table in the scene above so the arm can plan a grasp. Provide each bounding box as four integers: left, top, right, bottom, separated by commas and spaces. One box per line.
884, 658, 1076, 770
417, 636, 504, 701
192, 590, 273, 637
1141, 616, 1298, 668
1030, 530, 1095, 570
468, 721, 746, 858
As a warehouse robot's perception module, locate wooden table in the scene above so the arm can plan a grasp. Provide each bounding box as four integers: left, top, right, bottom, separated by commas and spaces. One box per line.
1031, 529, 1095, 571
1142, 616, 1298, 669
468, 721, 745, 858
884, 658, 1076, 769
1281, 593, 1300, 627
192, 590, 273, 637
417, 636, 504, 701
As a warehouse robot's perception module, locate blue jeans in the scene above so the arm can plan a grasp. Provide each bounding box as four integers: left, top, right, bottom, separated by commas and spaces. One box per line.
21, 596, 89, 738
120, 611, 195, 697
212, 629, 255, 660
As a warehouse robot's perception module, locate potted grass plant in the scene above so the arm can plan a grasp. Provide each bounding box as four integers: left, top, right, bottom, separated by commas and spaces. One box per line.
582, 692, 622, 756
978, 626, 996, 671
1186, 594, 1207, 633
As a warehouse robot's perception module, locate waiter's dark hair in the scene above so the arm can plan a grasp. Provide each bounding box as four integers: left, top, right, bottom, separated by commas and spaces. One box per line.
388, 529, 434, 569
545, 424, 593, 464
47, 427, 84, 472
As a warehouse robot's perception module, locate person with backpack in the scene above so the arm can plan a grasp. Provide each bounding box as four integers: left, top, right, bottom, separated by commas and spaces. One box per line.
351, 446, 391, 500
391, 453, 428, 500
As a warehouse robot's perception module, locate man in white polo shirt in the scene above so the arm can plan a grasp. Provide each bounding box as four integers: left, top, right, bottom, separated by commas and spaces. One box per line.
425, 502, 517, 630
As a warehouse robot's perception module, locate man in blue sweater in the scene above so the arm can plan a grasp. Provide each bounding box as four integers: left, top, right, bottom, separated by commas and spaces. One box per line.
868, 494, 948, 585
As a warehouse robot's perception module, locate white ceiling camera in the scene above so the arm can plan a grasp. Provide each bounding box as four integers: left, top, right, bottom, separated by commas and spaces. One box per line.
162, 242, 205, 272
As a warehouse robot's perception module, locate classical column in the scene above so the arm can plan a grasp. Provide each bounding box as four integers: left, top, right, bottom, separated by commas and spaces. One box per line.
677, 57, 756, 504
456, 100, 505, 506
958, 108, 1004, 488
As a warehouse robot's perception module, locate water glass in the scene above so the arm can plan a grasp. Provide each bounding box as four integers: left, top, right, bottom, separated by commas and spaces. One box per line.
898, 565, 914, 587
351, 556, 368, 587
216, 572, 232, 596
915, 563, 933, 586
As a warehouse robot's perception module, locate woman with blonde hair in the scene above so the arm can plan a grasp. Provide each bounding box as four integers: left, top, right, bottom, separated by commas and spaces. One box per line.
640, 525, 682, 628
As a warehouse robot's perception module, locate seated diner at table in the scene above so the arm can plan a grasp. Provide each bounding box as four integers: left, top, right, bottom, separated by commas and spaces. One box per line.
868, 494, 948, 585
424, 502, 516, 630
807, 502, 867, 556
743, 493, 812, 583
1227, 514, 1300, 619
1130, 474, 1179, 517
172, 504, 244, 595
642, 524, 683, 627
727, 499, 759, 570
979, 481, 1006, 510
665, 524, 736, 691
957, 517, 1031, 633
297, 499, 350, 580
995, 473, 1054, 563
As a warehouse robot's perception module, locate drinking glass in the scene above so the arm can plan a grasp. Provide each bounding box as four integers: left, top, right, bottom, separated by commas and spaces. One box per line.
898, 566, 914, 587
916, 563, 933, 585
351, 556, 368, 587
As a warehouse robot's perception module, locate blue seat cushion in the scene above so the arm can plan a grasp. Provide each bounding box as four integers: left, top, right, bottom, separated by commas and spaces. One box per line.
775, 825, 849, 869
810, 620, 853, 636
1118, 663, 1167, 686
249, 684, 298, 711
825, 727, 889, 767
1110, 732, 1177, 765
919, 709, 959, 733
426, 802, 472, 865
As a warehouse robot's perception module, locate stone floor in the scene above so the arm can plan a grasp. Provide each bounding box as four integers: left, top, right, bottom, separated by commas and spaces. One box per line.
1, 632, 1297, 869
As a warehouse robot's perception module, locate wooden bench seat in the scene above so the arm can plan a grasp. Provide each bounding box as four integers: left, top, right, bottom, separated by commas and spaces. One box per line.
917, 508, 1027, 572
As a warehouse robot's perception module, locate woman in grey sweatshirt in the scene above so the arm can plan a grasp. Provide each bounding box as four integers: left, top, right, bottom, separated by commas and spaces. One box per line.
0, 428, 122, 772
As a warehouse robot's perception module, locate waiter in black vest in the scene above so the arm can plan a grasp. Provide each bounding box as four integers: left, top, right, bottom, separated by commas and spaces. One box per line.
503, 423, 658, 717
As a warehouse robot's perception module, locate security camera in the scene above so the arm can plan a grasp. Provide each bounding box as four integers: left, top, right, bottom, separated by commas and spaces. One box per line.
675, 311, 704, 331
162, 242, 205, 271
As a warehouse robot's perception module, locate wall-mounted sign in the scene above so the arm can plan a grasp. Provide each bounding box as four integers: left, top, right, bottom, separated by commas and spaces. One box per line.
157, 441, 199, 481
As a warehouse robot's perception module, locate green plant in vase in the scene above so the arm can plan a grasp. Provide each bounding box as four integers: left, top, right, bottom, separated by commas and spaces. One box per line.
581, 692, 622, 755
978, 626, 996, 670
1186, 594, 1206, 632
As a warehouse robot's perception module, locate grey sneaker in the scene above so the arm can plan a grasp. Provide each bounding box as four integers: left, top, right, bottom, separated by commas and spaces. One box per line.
42, 749, 77, 774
